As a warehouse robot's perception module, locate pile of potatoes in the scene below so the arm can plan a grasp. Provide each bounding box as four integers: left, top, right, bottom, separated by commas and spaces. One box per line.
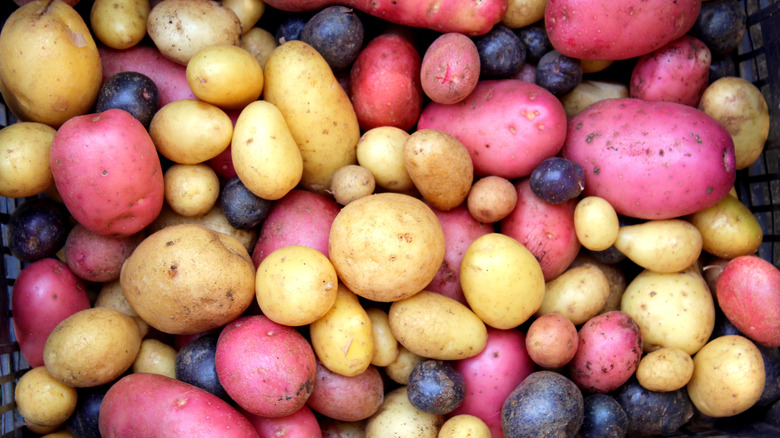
1, 0, 779, 437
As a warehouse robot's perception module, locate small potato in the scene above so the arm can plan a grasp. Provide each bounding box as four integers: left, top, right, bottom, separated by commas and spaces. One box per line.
356, 126, 414, 193
90, 0, 150, 50
132, 338, 177, 378
525, 313, 579, 369
613, 219, 703, 273
420, 32, 480, 105
222, 0, 265, 33
163, 163, 220, 217
186, 45, 263, 110
569, 252, 627, 314
688, 194, 764, 259
367, 307, 399, 367
537, 264, 610, 326
636, 347, 694, 392
330, 164, 376, 205
150, 99, 233, 164
501, 0, 547, 28
561, 81, 629, 118
306, 362, 384, 422
466, 176, 517, 223
15, 367, 77, 427
438, 414, 491, 438
95, 279, 149, 337
580, 59, 613, 74
573, 196, 620, 251
385, 345, 425, 385
64, 224, 144, 283
403, 129, 474, 211
241, 27, 277, 69
0, 122, 56, 198
366, 386, 444, 438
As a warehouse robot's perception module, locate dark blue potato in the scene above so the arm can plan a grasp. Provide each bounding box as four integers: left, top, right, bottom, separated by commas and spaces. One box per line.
613, 377, 694, 436
689, 0, 747, 58
501, 371, 584, 438
7, 197, 70, 262
515, 24, 552, 65
588, 246, 627, 265
275, 15, 308, 44
300, 6, 364, 71
758, 345, 780, 407
768, 399, 780, 428
96, 72, 160, 129
175, 334, 229, 400
709, 56, 737, 84
474, 24, 526, 78
529, 157, 585, 204
66, 384, 110, 438
407, 359, 465, 415
220, 176, 273, 230
580, 394, 628, 438
536, 50, 583, 96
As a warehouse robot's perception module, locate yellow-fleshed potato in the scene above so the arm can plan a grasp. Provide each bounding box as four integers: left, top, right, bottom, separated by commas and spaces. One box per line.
330, 164, 376, 205
636, 347, 694, 392
560, 80, 629, 117
120, 224, 256, 335
148, 203, 258, 253
367, 307, 399, 367
95, 279, 150, 337
43, 307, 142, 387
222, 0, 265, 33
466, 175, 517, 223
0, 0, 102, 128
163, 163, 220, 217
232, 100, 302, 200
309, 284, 374, 377
573, 196, 620, 251
385, 345, 424, 385
439, 414, 492, 438
613, 219, 703, 273
403, 129, 474, 211
460, 233, 545, 329
146, 0, 241, 65
186, 45, 264, 110
0, 122, 55, 198
388, 291, 487, 361
90, 0, 150, 50
698, 76, 770, 170
329, 193, 445, 302
688, 194, 764, 259
366, 386, 444, 437
132, 338, 177, 379
256, 245, 338, 327
621, 265, 715, 355
501, 0, 547, 28
150, 99, 233, 164
536, 263, 610, 325
263, 40, 361, 194
15, 367, 77, 427
357, 126, 415, 193
241, 27, 278, 69
687, 335, 765, 417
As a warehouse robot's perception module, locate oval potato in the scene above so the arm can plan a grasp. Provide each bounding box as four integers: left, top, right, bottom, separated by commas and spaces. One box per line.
356, 126, 414, 193
367, 307, 399, 367
613, 219, 703, 273
90, 0, 150, 50
15, 367, 77, 427
636, 347, 694, 392
365, 386, 444, 438
186, 44, 264, 110
537, 263, 610, 326
0, 122, 56, 198
150, 99, 233, 164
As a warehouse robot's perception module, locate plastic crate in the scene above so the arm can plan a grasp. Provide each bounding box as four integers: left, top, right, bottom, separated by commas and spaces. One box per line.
1, 0, 779, 436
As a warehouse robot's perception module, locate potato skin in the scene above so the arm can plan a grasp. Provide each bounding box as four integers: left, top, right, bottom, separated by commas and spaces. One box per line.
0, 122, 56, 198
420, 32, 480, 105
306, 362, 384, 422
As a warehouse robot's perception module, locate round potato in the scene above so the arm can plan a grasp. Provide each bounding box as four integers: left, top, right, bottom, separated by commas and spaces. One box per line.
439, 414, 492, 438
365, 386, 444, 438
636, 347, 694, 392
240, 26, 277, 69
186, 45, 263, 110
330, 164, 376, 205
120, 224, 256, 335
573, 196, 620, 251
537, 263, 610, 326
420, 32, 480, 105
525, 313, 579, 369
328, 193, 445, 302
466, 176, 517, 223
149, 99, 233, 164
163, 163, 220, 217
222, 0, 265, 33
15, 366, 78, 427
356, 126, 414, 193
90, 0, 150, 50
501, 0, 547, 28
0, 122, 56, 198
132, 338, 178, 379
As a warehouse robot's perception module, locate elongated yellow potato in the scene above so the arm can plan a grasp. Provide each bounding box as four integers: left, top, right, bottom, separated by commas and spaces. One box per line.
613, 219, 703, 273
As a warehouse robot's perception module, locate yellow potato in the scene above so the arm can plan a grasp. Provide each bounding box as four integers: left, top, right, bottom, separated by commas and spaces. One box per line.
688, 194, 763, 259
43, 307, 142, 387
25, 422, 61, 436
149, 99, 233, 164
95, 279, 150, 337
263, 40, 360, 194
132, 339, 177, 378
357, 126, 415, 193
241, 27, 278, 69
389, 291, 487, 361
460, 233, 545, 329
309, 284, 374, 377
560, 80, 629, 117
438, 414, 492, 438
573, 196, 620, 251
385, 345, 424, 385
41, 430, 75, 438
613, 219, 703, 273
329, 193, 445, 302
636, 347, 694, 392
164, 163, 220, 217
569, 252, 627, 314
330, 164, 376, 205
366, 307, 399, 367
366, 386, 444, 438
466, 175, 517, 223
0, 122, 56, 198
580, 59, 614, 73
186, 44, 264, 110
231, 100, 303, 200
0, 0, 102, 127
537, 263, 610, 325
148, 203, 258, 253
687, 335, 765, 417
501, 0, 547, 28
222, 0, 265, 33
90, 0, 150, 50
15, 367, 77, 427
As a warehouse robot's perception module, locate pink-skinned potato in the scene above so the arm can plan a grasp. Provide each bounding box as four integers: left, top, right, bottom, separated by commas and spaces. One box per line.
420, 32, 480, 105
63, 224, 144, 283
306, 361, 384, 422
98, 373, 259, 438
242, 405, 322, 438
50, 108, 164, 236
561, 98, 736, 220
418, 79, 568, 179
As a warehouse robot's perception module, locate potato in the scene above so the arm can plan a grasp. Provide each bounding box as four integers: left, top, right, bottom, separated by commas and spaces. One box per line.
388, 291, 487, 361
636, 347, 694, 392
501, 371, 584, 438
163, 163, 220, 217
222, 0, 265, 33
0, 122, 55, 198
147, 0, 242, 65
132, 338, 177, 378
15, 367, 77, 428
120, 224, 256, 335
466, 176, 517, 223
460, 233, 545, 329
330, 164, 376, 205
356, 126, 414, 193
149, 203, 258, 253
501, 0, 547, 29
385, 345, 424, 385
688, 194, 764, 259
0, 0, 102, 128
243, 405, 322, 438
306, 362, 384, 422
328, 193, 445, 302
63, 224, 144, 283
90, 0, 150, 50
43, 307, 142, 387
573, 196, 619, 251
403, 129, 474, 211
419, 32, 480, 105
536, 263, 610, 325
365, 386, 444, 438
560, 80, 629, 117
241, 27, 278, 69
366, 307, 399, 367
569, 252, 627, 315
525, 313, 579, 369
186, 45, 264, 110
149, 99, 233, 164
439, 415, 491, 438
95, 279, 149, 337
613, 219, 703, 273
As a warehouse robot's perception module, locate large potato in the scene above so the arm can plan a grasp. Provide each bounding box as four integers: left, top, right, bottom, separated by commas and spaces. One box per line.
120, 224, 256, 335
0, 0, 102, 128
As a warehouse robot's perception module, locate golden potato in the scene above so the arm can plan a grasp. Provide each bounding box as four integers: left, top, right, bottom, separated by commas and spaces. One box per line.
150, 99, 233, 164
164, 163, 220, 217
90, 0, 150, 50
132, 338, 177, 378
501, 0, 547, 28
569, 252, 627, 315
186, 44, 263, 110
580, 59, 614, 74
367, 307, 399, 367
330, 164, 376, 205
613, 219, 703, 273
537, 263, 610, 326
356, 126, 415, 193
15, 367, 77, 427
384, 345, 424, 385
688, 194, 764, 259
95, 279, 150, 337
439, 414, 491, 438
560, 80, 629, 117
0, 122, 55, 198
466, 175, 517, 223
366, 386, 444, 437
573, 196, 620, 251
222, 0, 265, 33
241, 27, 278, 69
636, 347, 694, 392
148, 203, 258, 253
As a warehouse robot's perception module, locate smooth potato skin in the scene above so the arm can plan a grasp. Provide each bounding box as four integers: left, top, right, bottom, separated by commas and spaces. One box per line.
420, 32, 480, 105
99, 373, 260, 438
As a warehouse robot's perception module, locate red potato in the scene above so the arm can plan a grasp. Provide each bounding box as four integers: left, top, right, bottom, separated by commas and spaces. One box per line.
418, 79, 568, 179
306, 362, 384, 422
263, 0, 508, 36
98, 373, 259, 438
11, 258, 91, 367
420, 32, 481, 105
545, 0, 702, 60
525, 313, 579, 369
50, 108, 164, 236
630, 35, 712, 106
243, 405, 322, 438
350, 33, 423, 132
63, 224, 144, 283
500, 179, 580, 281
451, 327, 535, 438
568, 311, 643, 394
